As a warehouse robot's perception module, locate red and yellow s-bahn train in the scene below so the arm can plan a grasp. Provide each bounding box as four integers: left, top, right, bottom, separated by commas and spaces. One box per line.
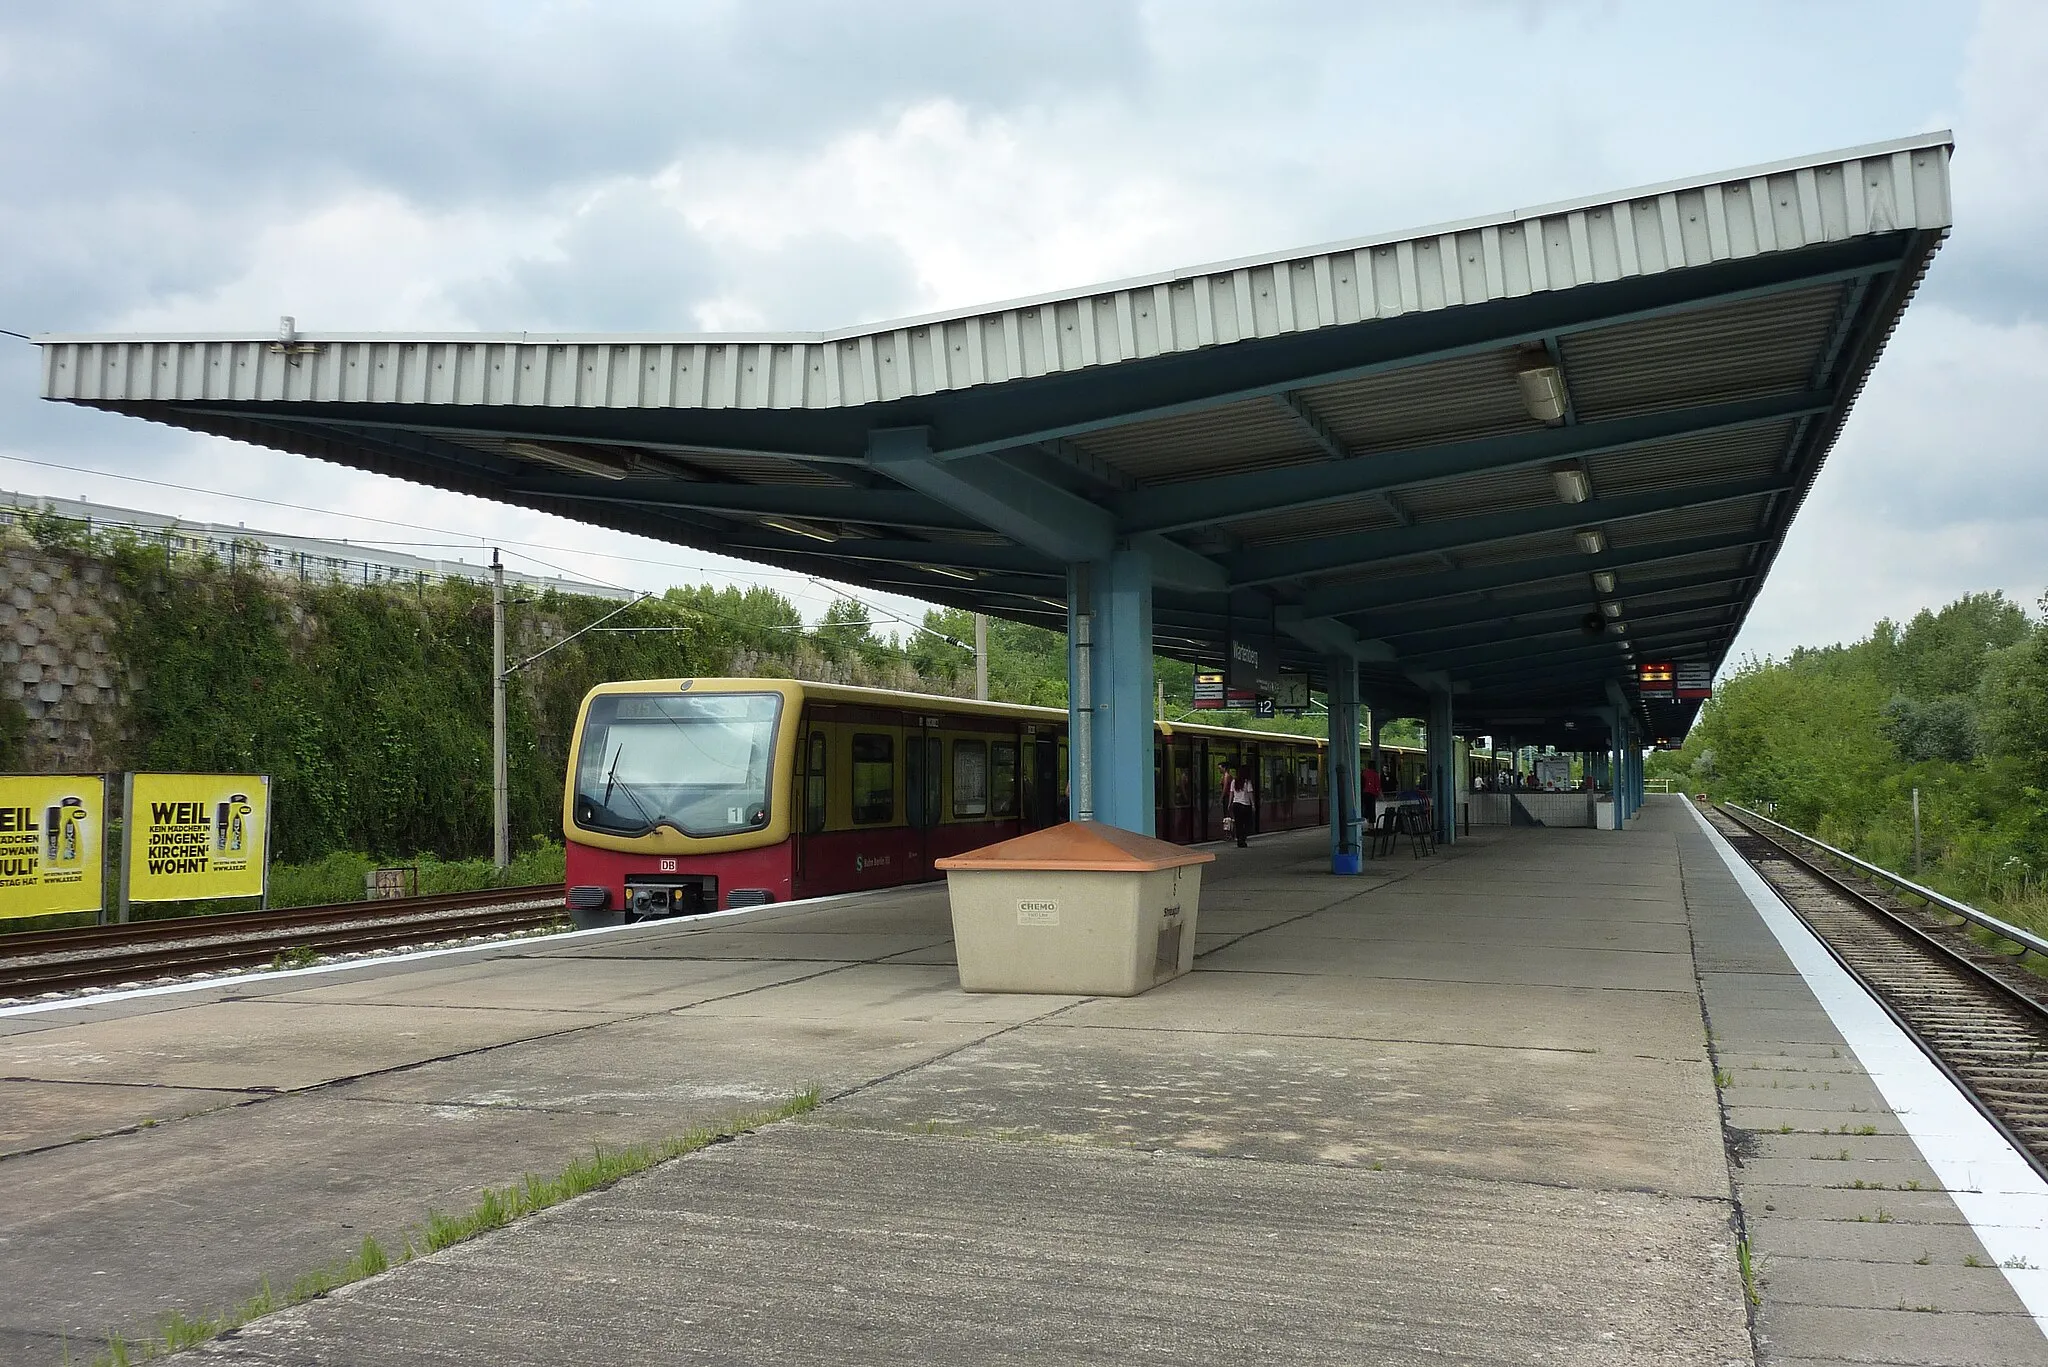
561, 678, 1425, 926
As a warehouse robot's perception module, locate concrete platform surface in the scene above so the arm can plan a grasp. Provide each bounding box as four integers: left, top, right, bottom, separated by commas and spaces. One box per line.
0, 805, 2038, 1365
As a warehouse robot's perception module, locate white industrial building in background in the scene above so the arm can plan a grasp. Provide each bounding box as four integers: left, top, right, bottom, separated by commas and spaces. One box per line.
0, 490, 631, 601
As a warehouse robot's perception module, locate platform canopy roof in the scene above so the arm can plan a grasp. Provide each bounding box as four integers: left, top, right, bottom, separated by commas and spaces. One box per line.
39, 133, 1952, 746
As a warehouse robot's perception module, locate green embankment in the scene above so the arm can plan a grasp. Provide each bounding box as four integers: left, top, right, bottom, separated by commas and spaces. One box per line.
4, 509, 1349, 933
1651, 590, 2048, 946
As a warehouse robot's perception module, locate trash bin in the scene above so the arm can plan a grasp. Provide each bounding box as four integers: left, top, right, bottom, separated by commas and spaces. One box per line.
935, 822, 1215, 996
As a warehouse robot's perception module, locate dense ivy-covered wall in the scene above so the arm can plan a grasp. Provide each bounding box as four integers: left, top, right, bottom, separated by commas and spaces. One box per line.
0, 515, 952, 863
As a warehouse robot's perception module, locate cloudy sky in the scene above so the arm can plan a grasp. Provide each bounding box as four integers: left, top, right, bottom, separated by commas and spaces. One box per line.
2, 0, 2041, 659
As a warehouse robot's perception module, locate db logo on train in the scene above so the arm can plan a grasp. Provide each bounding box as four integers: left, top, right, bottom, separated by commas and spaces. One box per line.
659, 859, 678, 872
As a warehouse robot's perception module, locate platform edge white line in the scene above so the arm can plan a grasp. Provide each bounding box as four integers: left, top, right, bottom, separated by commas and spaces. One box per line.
0, 881, 944, 1018
1683, 797, 2048, 1330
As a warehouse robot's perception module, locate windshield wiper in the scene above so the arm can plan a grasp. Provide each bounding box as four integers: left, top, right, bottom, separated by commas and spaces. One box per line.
600, 748, 658, 830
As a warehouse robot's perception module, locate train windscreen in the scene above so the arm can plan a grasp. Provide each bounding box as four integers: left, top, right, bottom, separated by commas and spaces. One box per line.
572, 691, 782, 838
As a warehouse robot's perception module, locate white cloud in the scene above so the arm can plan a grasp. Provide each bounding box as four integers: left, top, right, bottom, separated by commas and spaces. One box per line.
6, 0, 2042, 684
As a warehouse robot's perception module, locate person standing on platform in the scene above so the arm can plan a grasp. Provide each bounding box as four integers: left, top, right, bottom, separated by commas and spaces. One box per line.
1360, 761, 1382, 827
1226, 767, 1257, 848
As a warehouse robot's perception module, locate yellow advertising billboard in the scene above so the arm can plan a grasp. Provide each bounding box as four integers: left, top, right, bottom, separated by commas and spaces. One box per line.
125, 773, 271, 904
0, 775, 107, 920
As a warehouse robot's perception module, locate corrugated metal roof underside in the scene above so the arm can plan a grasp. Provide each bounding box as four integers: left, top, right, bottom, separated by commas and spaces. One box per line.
1585, 423, 1792, 494
1560, 283, 1846, 420
1070, 399, 1323, 483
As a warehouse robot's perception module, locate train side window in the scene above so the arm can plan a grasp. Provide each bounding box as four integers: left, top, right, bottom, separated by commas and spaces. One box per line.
990, 742, 1017, 817
805, 732, 828, 833
851, 734, 894, 824
953, 740, 989, 818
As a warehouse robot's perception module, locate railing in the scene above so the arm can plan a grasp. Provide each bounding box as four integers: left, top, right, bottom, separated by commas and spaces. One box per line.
1645, 778, 1678, 795
1724, 802, 2048, 959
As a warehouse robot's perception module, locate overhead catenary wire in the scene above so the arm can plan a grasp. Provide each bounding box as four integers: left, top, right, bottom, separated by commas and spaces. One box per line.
805, 577, 972, 651
0, 452, 818, 586
0, 452, 924, 620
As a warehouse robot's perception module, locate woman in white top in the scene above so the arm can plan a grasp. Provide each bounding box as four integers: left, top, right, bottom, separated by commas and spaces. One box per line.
1226, 768, 1257, 848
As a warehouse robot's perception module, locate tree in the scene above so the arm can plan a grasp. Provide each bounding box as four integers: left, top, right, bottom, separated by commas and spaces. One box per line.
1881, 695, 1978, 764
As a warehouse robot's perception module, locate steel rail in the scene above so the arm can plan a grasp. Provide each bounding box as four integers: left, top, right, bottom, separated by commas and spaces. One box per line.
0, 893, 567, 998
0, 884, 563, 957
1710, 803, 2048, 1182
1727, 802, 2048, 959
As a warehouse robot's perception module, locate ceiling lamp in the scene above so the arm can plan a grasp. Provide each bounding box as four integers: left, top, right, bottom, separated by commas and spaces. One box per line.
922, 564, 978, 581
1600, 600, 1623, 618
1517, 365, 1569, 423
1591, 571, 1617, 594
760, 518, 838, 543
1550, 466, 1590, 503
507, 440, 631, 481
1575, 528, 1607, 555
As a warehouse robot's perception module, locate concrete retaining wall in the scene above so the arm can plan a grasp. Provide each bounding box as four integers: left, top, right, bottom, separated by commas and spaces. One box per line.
0, 546, 127, 774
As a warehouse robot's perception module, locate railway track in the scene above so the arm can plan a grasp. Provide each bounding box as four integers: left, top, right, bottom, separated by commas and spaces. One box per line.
1706, 802, 2048, 1178
0, 884, 566, 998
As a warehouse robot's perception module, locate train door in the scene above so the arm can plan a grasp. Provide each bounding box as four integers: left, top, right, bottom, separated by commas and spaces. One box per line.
1020, 734, 1060, 829
1236, 741, 1253, 840
793, 714, 828, 895
904, 720, 943, 881
1168, 736, 1195, 843
1153, 741, 1167, 838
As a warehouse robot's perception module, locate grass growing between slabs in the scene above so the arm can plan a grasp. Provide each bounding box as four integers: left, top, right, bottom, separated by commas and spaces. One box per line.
86, 1088, 822, 1365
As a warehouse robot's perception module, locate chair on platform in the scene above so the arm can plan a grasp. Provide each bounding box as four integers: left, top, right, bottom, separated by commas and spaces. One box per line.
1399, 800, 1436, 858
1369, 808, 1402, 859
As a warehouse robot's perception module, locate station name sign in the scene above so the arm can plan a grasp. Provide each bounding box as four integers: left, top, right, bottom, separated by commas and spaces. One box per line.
1225, 633, 1282, 700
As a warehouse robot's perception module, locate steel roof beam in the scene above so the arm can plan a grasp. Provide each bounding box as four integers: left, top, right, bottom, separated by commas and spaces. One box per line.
1272, 612, 1399, 664
1120, 389, 1827, 537
1424, 623, 1731, 683
1302, 530, 1767, 618
1226, 473, 1788, 587
925, 244, 1903, 461
1368, 573, 1753, 647
718, 534, 1050, 574
1272, 390, 1415, 528
503, 476, 981, 532
1451, 626, 1727, 679
1355, 569, 1754, 640
867, 427, 1225, 592
1398, 600, 1735, 662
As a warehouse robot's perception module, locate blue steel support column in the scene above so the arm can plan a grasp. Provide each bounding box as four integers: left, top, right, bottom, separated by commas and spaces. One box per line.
1066, 548, 1155, 835
1427, 689, 1457, 845
1326, 657, 1363, 871
1610, 707, 1625, 829
1627, 729, 1641, 819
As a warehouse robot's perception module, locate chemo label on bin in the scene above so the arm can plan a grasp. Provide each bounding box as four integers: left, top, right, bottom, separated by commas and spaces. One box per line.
1016, 899, 1060, 926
